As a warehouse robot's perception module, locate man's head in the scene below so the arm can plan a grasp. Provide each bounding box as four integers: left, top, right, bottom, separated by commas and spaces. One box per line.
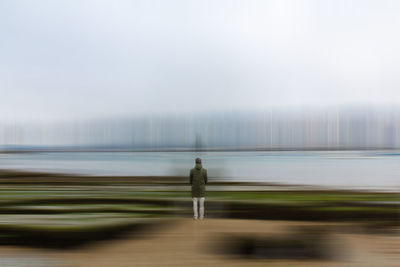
195, 158, 201, 164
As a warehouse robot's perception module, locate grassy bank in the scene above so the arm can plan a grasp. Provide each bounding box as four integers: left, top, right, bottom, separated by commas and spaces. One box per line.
0, 170, 398, 248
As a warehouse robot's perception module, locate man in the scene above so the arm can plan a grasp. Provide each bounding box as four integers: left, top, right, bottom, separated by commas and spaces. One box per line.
190, 158, 208, 220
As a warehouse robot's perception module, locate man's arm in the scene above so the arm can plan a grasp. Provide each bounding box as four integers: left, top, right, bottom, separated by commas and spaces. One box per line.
190, 169, 193, 185
204, 169, 208, 184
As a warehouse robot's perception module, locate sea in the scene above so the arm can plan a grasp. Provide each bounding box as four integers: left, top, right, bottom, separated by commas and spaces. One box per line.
0, 150, 399, 190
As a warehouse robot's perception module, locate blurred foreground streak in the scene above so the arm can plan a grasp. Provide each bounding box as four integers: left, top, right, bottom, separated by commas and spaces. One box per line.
0, 170, 399, 266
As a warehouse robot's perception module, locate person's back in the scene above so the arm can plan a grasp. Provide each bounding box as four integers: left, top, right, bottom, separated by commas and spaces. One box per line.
190, 158, 207, 220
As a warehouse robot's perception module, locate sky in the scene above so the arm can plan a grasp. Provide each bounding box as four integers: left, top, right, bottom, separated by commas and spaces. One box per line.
1, 0, 399, 122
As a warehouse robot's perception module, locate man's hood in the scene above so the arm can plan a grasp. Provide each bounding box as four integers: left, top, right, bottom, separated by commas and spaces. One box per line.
195, 163, 202, 170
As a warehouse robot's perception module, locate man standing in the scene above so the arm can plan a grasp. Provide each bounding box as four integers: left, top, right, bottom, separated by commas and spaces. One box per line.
190, 158, 208, 220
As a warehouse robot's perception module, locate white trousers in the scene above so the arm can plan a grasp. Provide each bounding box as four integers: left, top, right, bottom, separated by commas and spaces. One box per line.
192, 197, 205, 219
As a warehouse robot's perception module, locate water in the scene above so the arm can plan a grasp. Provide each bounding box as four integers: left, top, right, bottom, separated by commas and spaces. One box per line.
0, 151, 399, 190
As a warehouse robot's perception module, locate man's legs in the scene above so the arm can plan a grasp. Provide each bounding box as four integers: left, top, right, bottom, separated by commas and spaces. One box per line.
192, 197, 198, 219
199, 197, 205, 219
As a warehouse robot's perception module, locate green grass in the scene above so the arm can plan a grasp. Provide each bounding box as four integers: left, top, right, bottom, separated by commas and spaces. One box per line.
309, 206, 399, 212
0, 173, 398, 248
206, 191, 399, 202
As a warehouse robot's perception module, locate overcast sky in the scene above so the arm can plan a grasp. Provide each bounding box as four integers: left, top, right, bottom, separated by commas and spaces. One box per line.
1, 0, 399, 122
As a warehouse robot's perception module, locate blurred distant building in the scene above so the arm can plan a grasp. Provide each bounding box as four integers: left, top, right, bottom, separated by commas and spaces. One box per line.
0, 107, 399, 150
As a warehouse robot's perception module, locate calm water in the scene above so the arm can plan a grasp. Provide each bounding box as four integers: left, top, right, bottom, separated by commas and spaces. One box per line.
0, 151, 399, 190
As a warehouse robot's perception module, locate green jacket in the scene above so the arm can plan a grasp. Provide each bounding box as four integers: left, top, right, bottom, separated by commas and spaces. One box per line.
190, 163, 208, 198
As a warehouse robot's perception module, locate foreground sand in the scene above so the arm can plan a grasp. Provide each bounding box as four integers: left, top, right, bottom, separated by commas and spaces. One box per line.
0, 218, 399, 266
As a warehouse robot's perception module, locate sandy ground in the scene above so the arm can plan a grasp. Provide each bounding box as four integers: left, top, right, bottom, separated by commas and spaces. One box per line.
0, 219, 399, 267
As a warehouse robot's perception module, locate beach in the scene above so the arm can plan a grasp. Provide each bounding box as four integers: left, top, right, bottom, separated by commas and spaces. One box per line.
1, 218, 399, 266
0, 170, 398, 266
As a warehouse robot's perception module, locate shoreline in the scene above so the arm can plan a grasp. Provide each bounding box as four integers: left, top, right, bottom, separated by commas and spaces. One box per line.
1, 148, 400, 153
0, 168, 398, 262
0, 169, 398, 193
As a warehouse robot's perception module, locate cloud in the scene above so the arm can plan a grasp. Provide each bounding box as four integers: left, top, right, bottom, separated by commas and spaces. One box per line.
0, 0, 399, 122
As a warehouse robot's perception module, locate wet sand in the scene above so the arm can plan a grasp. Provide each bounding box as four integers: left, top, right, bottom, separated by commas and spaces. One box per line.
0, 218, 399, 266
